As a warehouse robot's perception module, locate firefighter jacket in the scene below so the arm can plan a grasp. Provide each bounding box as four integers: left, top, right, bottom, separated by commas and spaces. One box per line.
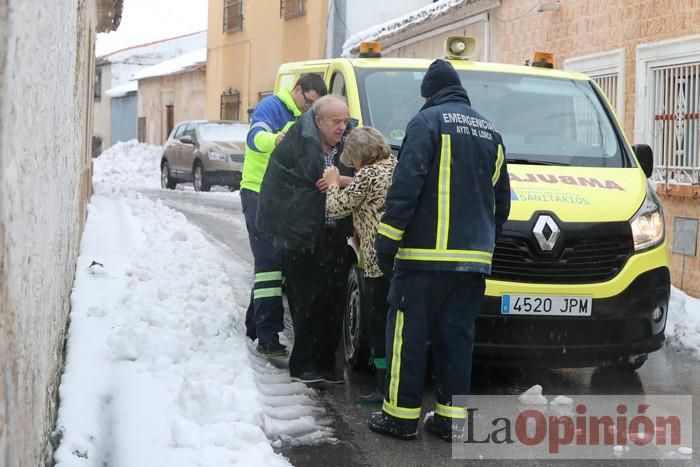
241, 88, 301, 193
375, 85, 511, 274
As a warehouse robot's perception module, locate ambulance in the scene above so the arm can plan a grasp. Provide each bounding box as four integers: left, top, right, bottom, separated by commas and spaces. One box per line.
274, 38, 670, 371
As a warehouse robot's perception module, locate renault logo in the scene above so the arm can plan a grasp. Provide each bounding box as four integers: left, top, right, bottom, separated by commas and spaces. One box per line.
533, 215, 560, 251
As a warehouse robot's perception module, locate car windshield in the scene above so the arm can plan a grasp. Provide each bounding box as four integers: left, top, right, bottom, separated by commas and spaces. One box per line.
356, 68, 631, 168
198, 123, 248, 142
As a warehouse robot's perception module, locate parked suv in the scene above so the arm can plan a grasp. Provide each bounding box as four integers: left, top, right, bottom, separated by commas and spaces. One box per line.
160, 120, 247, 191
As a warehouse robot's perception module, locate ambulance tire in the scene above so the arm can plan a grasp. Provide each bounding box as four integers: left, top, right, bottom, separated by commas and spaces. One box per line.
343, 264, 370, 370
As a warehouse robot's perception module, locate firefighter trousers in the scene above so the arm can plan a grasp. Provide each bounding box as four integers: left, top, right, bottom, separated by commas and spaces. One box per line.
241, 188, 285, 345
382, 269, 485, 423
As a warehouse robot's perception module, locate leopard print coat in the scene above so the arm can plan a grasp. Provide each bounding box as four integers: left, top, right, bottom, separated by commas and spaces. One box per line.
326, 157, 397, 278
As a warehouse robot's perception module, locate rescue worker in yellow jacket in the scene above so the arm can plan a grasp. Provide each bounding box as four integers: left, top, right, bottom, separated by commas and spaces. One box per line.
241, 74, 327, 357
369, 60, 511, 441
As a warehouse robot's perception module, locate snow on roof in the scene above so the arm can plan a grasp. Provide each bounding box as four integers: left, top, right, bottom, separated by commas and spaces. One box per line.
133, 48, 207, 81
99, 31, 206, 63
106, 80, 137, 98
342, 0, 466, 57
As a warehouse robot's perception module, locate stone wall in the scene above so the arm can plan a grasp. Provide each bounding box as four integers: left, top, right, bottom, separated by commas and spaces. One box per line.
0, 0, 119, 465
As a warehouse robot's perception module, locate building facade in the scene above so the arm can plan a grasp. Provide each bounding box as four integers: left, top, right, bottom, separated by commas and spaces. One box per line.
94, 31, 206, 152
136, 50, 207, 145
205, 0, 329, 121
345, 0, 700, 296
0, 1, 121, 465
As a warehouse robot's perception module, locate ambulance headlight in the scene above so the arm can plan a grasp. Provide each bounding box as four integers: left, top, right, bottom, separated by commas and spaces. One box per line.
630, 186, 664, 252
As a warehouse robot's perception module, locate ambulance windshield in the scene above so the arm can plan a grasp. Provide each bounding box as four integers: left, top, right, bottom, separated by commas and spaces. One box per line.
356, 68, 632, 168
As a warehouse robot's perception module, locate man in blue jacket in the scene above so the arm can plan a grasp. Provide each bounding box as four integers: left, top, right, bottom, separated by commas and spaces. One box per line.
369, 60, 511, 441
241, 74, 327, 357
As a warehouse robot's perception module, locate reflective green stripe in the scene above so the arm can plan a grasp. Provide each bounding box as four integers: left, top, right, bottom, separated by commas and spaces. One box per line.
435, 402, 467, 419
396, 248, 492, 263
254, 271, 283, 283
436, 134, 452, 250
492, 144, 504, 186
378, 222, 403, 241
388, 310, 405, 406
373, 358, 387, 370
383, 400, 421, 420
253, 287, 282, 299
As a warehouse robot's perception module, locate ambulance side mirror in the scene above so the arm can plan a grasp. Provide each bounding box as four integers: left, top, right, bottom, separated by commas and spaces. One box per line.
633, 144, 653, 179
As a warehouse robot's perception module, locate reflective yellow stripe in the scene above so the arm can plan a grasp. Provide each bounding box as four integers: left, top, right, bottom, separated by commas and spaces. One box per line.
382, 400, 421, 420
436, 134, 452, 249
378, 222, 404, 241
254, 271, 282, 282
253, 287, 282, 299
388, 310, 405, 406
435, 403, 467, 419
492, 144, 504, 186
396, 248, 492, 263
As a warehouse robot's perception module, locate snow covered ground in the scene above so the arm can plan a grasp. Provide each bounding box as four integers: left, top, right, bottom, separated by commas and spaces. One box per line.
665, 286, 700, 356
53, 142, 333, 466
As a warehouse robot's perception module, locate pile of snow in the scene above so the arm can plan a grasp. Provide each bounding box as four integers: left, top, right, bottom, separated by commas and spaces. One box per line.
518, 384, 548, 405
55, 143, 334, 465
106, 80, 137, 98
665, 287, 700, 354
93, 140, 163, 194
342, 0, 465, 57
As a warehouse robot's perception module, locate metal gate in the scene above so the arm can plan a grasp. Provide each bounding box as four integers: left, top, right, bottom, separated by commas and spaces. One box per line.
651, 63, 700, 184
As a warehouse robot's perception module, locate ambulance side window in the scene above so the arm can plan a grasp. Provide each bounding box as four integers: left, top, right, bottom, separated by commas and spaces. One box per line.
330, 72, 346, 97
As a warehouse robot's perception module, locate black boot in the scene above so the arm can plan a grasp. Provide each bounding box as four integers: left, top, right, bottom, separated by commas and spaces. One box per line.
424, 413, 465, 442
358, 369, 385, 404
368, 411, 418, 440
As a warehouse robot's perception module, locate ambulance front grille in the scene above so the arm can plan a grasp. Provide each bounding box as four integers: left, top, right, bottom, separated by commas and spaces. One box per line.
491, 233, 633, 284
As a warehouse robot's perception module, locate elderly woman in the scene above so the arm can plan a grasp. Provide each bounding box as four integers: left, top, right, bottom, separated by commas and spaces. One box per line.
323, 126, 396, 403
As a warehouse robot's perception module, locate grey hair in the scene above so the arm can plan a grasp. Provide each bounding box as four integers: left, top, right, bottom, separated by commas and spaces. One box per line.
312, 94, 348, 118
340, 126, 390, 168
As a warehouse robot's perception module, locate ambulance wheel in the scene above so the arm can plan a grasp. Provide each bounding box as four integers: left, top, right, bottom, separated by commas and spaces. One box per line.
343, 264, 370, 370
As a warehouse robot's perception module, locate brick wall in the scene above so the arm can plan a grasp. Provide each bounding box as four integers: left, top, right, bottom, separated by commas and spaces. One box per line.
492, 0, 700, 139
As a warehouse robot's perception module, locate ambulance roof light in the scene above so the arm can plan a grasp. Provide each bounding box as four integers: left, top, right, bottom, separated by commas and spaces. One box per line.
359, 41, 382, 58
531, 51, 554, 69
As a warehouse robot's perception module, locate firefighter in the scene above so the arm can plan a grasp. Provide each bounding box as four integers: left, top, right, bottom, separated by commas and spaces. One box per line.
241, 74, 327, 357
368, 59, 511, 441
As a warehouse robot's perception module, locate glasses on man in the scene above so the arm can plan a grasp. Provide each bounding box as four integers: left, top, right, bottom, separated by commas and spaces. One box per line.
303, 92, 315, 109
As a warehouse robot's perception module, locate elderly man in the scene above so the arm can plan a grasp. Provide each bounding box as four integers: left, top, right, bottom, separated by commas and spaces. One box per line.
257, 95, 357, 384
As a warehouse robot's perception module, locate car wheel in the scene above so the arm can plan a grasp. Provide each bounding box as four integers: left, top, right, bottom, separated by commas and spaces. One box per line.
193, 162, 211, 192
161, 161, 176, 189
344, 264, 370, 369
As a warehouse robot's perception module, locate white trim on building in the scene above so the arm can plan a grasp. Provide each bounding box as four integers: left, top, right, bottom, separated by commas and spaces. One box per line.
564, 48, 625, 123
635, 35, 700, 184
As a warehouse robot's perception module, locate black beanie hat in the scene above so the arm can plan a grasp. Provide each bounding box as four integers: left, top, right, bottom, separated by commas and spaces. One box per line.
420, 59, 461, 98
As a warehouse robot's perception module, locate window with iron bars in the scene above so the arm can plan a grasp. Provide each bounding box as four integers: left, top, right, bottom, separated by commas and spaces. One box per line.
650, 62, 700, 185
221, 88, 241, 121
280, 0, 304, 19
223, 0, 243, 33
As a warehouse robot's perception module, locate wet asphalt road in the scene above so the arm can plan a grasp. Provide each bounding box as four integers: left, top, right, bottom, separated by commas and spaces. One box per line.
141, 187, 699, 467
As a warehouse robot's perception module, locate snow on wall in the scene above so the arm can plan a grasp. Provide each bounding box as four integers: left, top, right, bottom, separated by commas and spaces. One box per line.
0, 0, 99, 465
341, 0, 465, 57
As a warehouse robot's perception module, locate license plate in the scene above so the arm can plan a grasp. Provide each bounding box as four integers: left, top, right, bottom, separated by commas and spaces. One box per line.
501, 295, 592, 316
